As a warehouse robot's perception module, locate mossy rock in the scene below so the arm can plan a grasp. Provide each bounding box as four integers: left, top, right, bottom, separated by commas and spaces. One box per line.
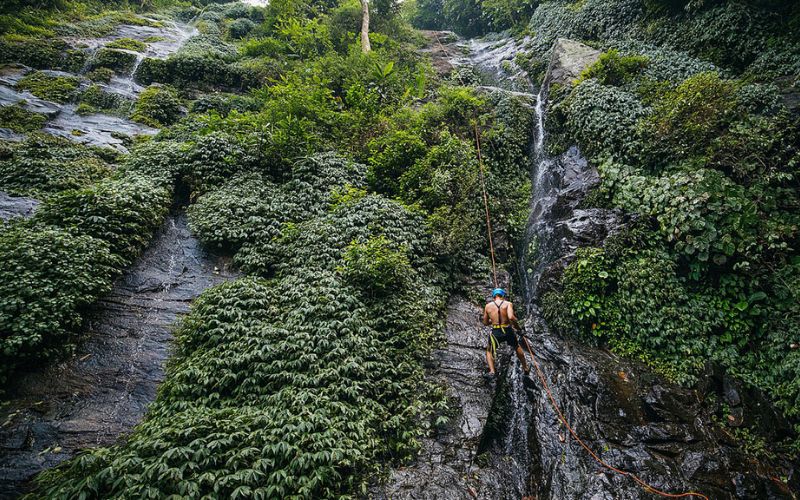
89, 48, 138, 74
105, 37, 147, 52
16, 71, 80, 103
0, 103, 47, 133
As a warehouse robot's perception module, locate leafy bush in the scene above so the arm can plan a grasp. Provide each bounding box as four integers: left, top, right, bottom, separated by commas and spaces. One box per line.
0, 34, 69, 69
131, 84, 182, 127
640, 71, 738, 164
0, 226, 120, 390
549, 79, 646, 163
16, 70, 80, 103
577, 48, 649, 86
0, 103, 46, 133
119, 138, 187, 187
85, 67, 115, 83
340, 235, 412, 295
105, 37, 146, 51
0, 134, 113, 197
79, 84, 132, 114
228, 17, 256, 39
366, 128, 427, 195
35, 173, 172, 264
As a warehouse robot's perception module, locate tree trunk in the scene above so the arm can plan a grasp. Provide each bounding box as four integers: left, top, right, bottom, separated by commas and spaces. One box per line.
360, 0, 371, 53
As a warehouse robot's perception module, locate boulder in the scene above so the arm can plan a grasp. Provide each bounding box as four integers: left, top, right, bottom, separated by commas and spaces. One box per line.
541, 38, 601, 92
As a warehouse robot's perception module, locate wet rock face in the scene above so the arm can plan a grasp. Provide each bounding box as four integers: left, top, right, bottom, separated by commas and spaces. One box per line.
541, 38, 601, 91
372, 297, 498, 499
0, 213, 236, 498
523, 330, 798, 499
0, 192, 39, 221
0, 20, 195, 152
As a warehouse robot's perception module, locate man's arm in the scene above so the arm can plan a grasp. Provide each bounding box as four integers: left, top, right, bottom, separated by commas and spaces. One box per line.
482, 305, 490, 326
508, 303, 522, 331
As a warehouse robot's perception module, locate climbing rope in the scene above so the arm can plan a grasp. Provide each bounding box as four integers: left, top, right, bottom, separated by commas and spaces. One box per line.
430, 31, 710, 500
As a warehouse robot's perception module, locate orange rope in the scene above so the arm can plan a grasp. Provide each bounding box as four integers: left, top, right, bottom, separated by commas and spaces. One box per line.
519, 335, 710, 500
474, 121, 498, 289
430, 29, 710, 500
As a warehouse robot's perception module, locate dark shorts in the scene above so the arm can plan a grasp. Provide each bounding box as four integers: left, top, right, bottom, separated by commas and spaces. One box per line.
488, 327, 519, 352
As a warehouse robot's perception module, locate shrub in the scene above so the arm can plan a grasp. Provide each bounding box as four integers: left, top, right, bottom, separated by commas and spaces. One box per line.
79, 84, 132, 114
577, 48, 649, 86
340, 235, 413, 295
549, 79, 646, 162
366, 128, 427, 195
85, 67, 115, 83
228, 17, 256, 39
0, 34, 67, 69
0, 226, 120, 390
105, 37, 146, 52
36, 173, 172, 264
131, 84, 182, 127
0, 103, 46, 133
640, 71, 738, 164
16, 70, 80, 103
187, 173, 285, 251
0, 134, 113, 197
119, 139, 187, 187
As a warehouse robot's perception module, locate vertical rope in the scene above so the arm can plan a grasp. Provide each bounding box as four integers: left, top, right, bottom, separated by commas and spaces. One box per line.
473, 121, 498, 288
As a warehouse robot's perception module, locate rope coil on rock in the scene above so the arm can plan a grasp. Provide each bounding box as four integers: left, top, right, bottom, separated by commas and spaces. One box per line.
431, 31, 709, 500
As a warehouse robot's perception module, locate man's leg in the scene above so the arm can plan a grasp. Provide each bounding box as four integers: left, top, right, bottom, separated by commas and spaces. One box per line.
515, 345, 530, 374
486, 348, 496, 375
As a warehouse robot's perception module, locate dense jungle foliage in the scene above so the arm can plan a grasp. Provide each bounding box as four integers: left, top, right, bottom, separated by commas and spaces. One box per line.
1, 0, 534, 497
3, 0, 799, 494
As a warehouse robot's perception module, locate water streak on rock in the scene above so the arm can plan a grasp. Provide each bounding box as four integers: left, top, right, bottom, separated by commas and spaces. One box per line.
0, 213, 237, 498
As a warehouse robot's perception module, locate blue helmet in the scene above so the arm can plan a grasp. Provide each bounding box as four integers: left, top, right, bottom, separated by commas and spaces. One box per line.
492, 288, 506, 297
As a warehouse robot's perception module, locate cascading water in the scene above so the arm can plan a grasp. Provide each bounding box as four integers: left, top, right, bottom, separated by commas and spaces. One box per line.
0, 20, 196, 151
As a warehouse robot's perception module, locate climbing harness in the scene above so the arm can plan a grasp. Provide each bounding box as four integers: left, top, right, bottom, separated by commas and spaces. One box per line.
431, 32, 710, 500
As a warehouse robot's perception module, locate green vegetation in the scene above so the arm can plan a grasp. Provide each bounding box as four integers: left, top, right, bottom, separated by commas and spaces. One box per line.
0, 103, 47, 133
89, 47, 138, 73
78, 84, 134, 115
16, 71, 80, 103
533, 0, 800, 446
105, 37, 146, 51
131, 84, 182, 126
5, 0, 534, 496
0, 226, 120, 390
0, 134, 113, 197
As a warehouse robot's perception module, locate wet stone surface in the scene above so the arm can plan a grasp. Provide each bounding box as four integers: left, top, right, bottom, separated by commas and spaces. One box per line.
0, 213, 236, 498
0, 192, 39, 221
0, 20, 195, 152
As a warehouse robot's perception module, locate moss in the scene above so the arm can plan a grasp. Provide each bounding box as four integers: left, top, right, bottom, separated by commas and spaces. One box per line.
89, 48, 138, 74
85, 67, 115, 83
16, 71, 80, 103
143, 35, 165, 43
0, 34, 67, 69
0, 103, 47, 132
105, 37, 146, 52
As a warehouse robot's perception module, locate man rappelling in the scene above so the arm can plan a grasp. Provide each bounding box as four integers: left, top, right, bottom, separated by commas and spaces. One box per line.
483, 287, 530, 377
